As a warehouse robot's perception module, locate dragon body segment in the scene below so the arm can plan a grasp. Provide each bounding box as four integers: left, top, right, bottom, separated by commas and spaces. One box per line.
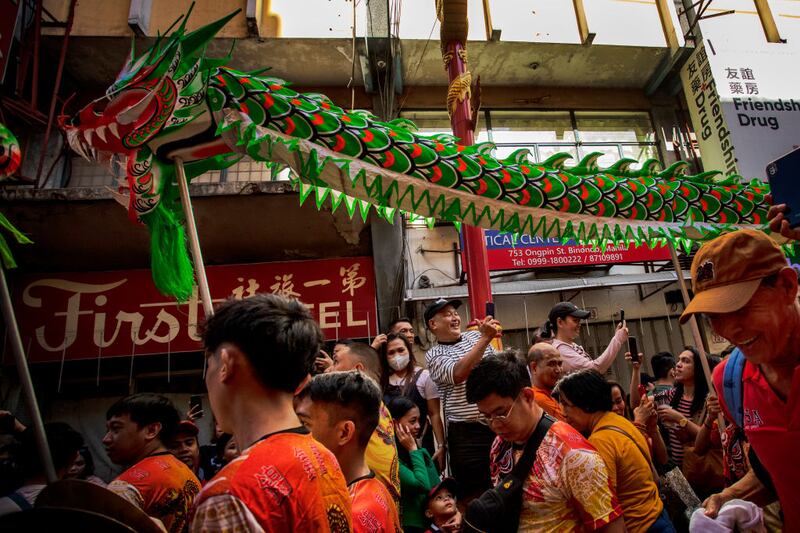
60, 8, 771, 300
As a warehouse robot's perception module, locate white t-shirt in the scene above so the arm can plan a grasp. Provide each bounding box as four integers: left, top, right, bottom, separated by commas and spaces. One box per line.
388, 367, 439, 400
0, 483, 46, 516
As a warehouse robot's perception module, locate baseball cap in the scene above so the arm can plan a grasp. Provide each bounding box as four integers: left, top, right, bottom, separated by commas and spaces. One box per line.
548, 302, 591, 324
680, 229, 787, 324
424, 298, 463, 326
174, 420, 199, 437
425, 477, 458, 505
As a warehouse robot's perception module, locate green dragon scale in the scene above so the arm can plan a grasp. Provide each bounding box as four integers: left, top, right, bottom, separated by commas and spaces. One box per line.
60, 8, 771, 300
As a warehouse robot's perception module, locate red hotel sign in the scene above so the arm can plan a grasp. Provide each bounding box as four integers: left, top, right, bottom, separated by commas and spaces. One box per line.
12, 257, 377, 363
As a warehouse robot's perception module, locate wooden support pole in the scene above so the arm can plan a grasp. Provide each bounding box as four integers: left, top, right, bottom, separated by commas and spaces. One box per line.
669, 243, 726, 435
0, 266, 57, 483
174, 158, 214, 319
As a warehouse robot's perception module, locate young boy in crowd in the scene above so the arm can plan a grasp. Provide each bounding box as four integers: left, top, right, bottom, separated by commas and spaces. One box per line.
306, 371, 401, 533
424, 478, 462, 533
191, 294, 352, 532
329, 342, 401, 506
104, 393, 201, 533
168, 419, 205, 482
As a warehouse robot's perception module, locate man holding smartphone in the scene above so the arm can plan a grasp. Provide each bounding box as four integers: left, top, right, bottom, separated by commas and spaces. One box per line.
425, 298, 501, 503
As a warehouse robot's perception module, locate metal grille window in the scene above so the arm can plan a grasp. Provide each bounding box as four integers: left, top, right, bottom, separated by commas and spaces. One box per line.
400, 109, 660, 168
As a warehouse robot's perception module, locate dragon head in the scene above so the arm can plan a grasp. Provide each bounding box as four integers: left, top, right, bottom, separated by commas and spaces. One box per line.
60, 6, 239, 164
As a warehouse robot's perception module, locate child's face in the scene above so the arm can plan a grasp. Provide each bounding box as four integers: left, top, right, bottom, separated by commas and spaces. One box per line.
427, 488, 457, 523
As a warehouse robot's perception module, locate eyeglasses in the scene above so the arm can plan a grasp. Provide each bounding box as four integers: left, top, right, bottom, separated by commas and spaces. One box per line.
478, 393, 521, 426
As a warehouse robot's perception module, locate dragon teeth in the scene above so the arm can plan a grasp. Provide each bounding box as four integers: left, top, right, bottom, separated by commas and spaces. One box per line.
83, 128, 94, 146
96, 125, 107, 143
108, 123, 120, 139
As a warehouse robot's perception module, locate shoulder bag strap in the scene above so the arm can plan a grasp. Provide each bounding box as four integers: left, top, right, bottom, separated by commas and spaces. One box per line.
596, 424, 659, 483
513, 414, 556, 479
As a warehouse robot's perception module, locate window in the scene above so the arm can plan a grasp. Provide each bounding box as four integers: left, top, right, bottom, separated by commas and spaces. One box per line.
400, 109, 660, 169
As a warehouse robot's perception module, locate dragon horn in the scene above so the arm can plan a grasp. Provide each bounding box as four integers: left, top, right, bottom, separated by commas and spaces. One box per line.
181, 9, 242, 58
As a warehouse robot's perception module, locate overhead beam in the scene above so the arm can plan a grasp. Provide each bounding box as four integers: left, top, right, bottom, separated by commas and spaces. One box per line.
572, 0, 594, 45
655, 0, 680, 52
754, 0, 783, 43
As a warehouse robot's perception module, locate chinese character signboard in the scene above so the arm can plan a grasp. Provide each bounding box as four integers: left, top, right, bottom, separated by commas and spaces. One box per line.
680, 42, 739, 177
681, 35, 800, 180
12, 257, 377, 363
483, 231, 670, 271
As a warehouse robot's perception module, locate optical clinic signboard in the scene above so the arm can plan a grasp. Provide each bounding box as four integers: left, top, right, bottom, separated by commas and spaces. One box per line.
12, 257, 377, 363
484, 231, 670, 271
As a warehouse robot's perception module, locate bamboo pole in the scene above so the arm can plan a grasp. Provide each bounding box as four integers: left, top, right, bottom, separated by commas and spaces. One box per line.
174, 158, 214, 319
0, 266, 57, 483
668, 242, 725, 434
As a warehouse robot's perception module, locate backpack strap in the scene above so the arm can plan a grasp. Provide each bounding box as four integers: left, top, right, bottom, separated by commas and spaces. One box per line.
7, 490, 33, 510
722, 348, 747, 428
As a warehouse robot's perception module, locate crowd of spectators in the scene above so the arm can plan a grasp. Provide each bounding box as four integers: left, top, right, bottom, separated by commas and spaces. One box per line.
0, 227, 796, 532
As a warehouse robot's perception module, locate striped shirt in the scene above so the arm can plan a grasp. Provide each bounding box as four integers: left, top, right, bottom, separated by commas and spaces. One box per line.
666, 393, 694, 467
425, 331, 495, 423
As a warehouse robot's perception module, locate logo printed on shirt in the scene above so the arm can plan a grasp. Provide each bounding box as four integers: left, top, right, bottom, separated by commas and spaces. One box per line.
356, 510, 382, 530
294, 447, 317, 481
254, 465, 292, 504
309, 443, 329, 475
743, 408, 764, 429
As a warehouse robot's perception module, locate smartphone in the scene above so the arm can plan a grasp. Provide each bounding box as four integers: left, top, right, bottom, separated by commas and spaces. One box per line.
485, 301, 495, 318
638, 385, 648, 398
653, 389, 671, 407
620, 309, 625, 324
189, 395, 204, 419
767, 147, 800, 228
628, 336, 640, 363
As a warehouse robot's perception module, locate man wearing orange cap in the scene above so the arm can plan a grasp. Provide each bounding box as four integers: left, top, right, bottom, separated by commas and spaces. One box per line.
680, 228, 800, 530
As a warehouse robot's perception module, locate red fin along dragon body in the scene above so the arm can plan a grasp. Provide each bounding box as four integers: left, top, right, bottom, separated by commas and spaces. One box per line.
60, 7, 771, 300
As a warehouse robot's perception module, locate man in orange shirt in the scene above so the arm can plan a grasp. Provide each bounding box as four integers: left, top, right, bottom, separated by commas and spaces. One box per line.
527, 342, 565, 421
330, 342, 401, 505
307, 371, 401, 533
104, 393, 201, 533
190, 295, 352, 532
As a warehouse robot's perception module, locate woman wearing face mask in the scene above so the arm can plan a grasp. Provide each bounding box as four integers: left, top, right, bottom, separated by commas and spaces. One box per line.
381, 333, 446, 471
541, 301, 628, 375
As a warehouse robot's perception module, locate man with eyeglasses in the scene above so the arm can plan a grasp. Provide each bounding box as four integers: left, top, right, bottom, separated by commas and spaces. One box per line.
466, 351, 625, 532
424, 298, 500, 504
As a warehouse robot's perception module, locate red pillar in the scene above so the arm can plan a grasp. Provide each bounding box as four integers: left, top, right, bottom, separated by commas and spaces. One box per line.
444, 41, 493, 321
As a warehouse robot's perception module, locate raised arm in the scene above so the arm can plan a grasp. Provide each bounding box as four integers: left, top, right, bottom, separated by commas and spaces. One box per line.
451, 317, 499, 384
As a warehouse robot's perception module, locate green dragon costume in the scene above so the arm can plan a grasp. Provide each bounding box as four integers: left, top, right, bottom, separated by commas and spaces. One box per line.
0, 123, 33, 268
60, 7, 771, 300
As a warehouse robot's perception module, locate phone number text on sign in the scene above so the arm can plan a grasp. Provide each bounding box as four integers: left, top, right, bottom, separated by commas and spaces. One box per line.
484, 231, 670, 271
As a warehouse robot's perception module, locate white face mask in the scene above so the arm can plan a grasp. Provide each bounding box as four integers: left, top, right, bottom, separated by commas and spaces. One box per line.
388, 355, 410, 372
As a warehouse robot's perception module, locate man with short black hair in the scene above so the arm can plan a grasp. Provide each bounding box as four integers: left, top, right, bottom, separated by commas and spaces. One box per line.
425, 298, 500, 502
307, 371, 401, 532
191, 295, 352, 533
0, 422, 84, 516
526, 342, 565, 421
328, 342, 401, 507
104, 393, 200, 533
466, 351, 624, 532
630, 351, 675, 410
168, 420, 204, 481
